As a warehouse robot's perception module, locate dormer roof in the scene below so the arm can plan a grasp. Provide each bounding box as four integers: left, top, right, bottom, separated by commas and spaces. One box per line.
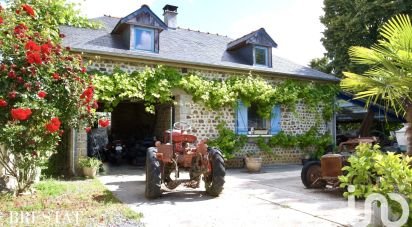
227, 28, 278, 51
111, 4, 168, 34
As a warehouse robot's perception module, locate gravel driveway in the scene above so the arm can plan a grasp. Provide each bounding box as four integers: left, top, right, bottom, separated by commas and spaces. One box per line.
98, 164, 366, 227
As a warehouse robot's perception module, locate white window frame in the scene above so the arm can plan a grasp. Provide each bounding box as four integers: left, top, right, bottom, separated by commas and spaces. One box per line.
134, 26, 155, 52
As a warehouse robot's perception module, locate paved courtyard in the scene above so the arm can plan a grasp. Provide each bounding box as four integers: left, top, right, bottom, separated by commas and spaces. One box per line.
99, 164, 367, 227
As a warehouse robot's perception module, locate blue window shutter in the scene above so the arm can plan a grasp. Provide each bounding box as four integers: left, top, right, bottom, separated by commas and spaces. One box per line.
270, 105, 281, 135
236, 100, 248, 135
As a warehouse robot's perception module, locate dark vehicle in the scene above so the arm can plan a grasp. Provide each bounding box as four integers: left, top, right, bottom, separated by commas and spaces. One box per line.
145, 122, 225, 199
106, 140, 126, 164
126, 137, 155, 166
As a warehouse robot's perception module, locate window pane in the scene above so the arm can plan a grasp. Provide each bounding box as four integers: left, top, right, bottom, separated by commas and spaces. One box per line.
248, 104, 267, 130
135, 28, 153, 51
255, 47, 267, 65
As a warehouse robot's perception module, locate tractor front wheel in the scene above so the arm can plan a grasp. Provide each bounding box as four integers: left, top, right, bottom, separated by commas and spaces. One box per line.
301, 161, 326, 189
204, 148, 225, 196
145, 147, 161, 199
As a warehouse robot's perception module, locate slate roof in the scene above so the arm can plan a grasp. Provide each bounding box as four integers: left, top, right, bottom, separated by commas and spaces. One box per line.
60, 16, 338, 82
227, 28, 278, 50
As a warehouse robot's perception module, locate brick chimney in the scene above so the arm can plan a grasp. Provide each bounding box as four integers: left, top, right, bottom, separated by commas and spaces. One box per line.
163, 4, 178, 29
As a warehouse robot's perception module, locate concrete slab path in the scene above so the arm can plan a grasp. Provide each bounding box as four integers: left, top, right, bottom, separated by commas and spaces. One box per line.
98, 164, 366, 227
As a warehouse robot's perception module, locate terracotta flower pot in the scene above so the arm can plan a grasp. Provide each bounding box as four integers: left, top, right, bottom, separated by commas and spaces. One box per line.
82, 167, 97, 178
245, 156, 262, 172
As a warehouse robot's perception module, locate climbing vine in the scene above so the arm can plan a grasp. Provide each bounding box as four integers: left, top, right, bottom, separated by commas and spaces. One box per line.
93, 66, 338, 120
209, 122, 332, 159
93, 66, 181, 113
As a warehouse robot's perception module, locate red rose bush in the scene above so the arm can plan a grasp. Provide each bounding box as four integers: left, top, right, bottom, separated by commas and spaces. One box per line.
0, 1, 97, 193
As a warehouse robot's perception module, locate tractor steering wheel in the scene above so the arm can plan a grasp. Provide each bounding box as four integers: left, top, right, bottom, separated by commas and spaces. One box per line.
173, 122, 192, 131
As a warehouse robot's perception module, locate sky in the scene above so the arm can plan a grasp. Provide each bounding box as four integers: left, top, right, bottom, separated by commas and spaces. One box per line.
70, 0, 326, 66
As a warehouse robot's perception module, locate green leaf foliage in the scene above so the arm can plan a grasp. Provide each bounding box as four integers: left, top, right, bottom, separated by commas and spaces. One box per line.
94, 68, 338, 120
0, 0, 98, 193
341, 14, 412, 117
321, 0, 412, 76
339, 143, 412, 225
208, 122, 247, 159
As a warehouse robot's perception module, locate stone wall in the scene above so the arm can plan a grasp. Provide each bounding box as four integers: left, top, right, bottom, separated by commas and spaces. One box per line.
73, 57, 332, 169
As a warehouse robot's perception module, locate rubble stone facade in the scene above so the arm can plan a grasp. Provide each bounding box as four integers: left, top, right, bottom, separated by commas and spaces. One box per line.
73, 57, 330, 172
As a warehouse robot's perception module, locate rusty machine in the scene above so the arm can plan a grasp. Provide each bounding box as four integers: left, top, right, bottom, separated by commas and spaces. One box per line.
301, 137, 377, 189
145, 121, 225, 199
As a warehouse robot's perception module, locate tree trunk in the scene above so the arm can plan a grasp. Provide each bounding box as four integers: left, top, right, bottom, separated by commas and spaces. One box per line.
359, 108, 374, 137
405, 104, 412, 156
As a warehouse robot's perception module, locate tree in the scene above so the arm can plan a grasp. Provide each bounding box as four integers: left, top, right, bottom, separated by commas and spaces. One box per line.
308, 56, 332, 74
0, 0, 98, 194
321, 0, 412, 77
340, 14, 412, 156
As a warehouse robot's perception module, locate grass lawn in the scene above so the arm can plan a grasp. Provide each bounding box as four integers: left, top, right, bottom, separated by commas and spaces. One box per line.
0, 178, 142, 226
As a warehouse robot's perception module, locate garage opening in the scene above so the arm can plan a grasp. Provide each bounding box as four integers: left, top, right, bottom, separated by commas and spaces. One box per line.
88, 101, 173, 166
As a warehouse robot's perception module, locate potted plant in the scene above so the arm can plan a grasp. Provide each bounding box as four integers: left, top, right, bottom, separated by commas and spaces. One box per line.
79, 157, 102, 178
244, 152, 263, 172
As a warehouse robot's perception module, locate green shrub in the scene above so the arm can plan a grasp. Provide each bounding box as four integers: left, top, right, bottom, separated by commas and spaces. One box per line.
339, 143, 412, 224
79, 157, 102, 168
208, 122, 247, 159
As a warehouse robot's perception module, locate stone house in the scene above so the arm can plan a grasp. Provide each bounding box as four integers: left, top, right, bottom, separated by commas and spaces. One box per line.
60, 4, 338, 173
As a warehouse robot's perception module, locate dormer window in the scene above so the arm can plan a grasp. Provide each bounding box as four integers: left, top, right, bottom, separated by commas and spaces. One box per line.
254, 46, 268, 66
226, 28, 276, 68
135, 27, 154, 52
111, 5, 167, 52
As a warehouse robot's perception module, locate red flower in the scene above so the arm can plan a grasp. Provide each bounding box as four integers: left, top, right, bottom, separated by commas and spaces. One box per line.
22, 4, 35, 17
51, 72, 60, 80
16, 77, 24, 84
45, 117, 61, 133
85, 127, 92, 133
8, 71, 16, 79
0, 64, 7, 71
14, 23, 27, 35
26, 52, 42, 64
41, 43, 52, 55
25, 40, 40, 51
24, 82, 32, 90
0, 99, 7, 107
80, 87, 94, 102
11, 108, 32, 121
98, 119, 110, 128
37, 91, 47, 98
0, 17, 3, 24
81, 67, 87, 73
8, 91, 17, 99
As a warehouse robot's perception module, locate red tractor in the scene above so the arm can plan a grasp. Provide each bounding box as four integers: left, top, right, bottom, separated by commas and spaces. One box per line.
145, 122, 225, 199
301, 137, 377, 189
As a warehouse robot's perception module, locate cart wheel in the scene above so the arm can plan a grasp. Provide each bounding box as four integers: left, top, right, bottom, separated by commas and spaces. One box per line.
301, 161, 326, 188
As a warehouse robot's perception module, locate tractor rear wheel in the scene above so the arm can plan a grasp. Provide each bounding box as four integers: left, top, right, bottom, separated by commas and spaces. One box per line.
145, 147, 161, 199
301, 160, 326, 188
204, 148, 225, 196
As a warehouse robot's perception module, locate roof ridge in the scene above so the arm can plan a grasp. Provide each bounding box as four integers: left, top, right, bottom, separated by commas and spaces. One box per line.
176, 27, 229, 38
103, 14, 121, 19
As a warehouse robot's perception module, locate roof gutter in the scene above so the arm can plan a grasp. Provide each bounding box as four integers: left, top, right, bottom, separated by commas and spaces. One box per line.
71, 47, 340, 83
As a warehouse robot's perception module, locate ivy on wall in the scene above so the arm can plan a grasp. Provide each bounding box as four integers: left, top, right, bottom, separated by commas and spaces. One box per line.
92, 66, 338, 120
209, 122, 332, 159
